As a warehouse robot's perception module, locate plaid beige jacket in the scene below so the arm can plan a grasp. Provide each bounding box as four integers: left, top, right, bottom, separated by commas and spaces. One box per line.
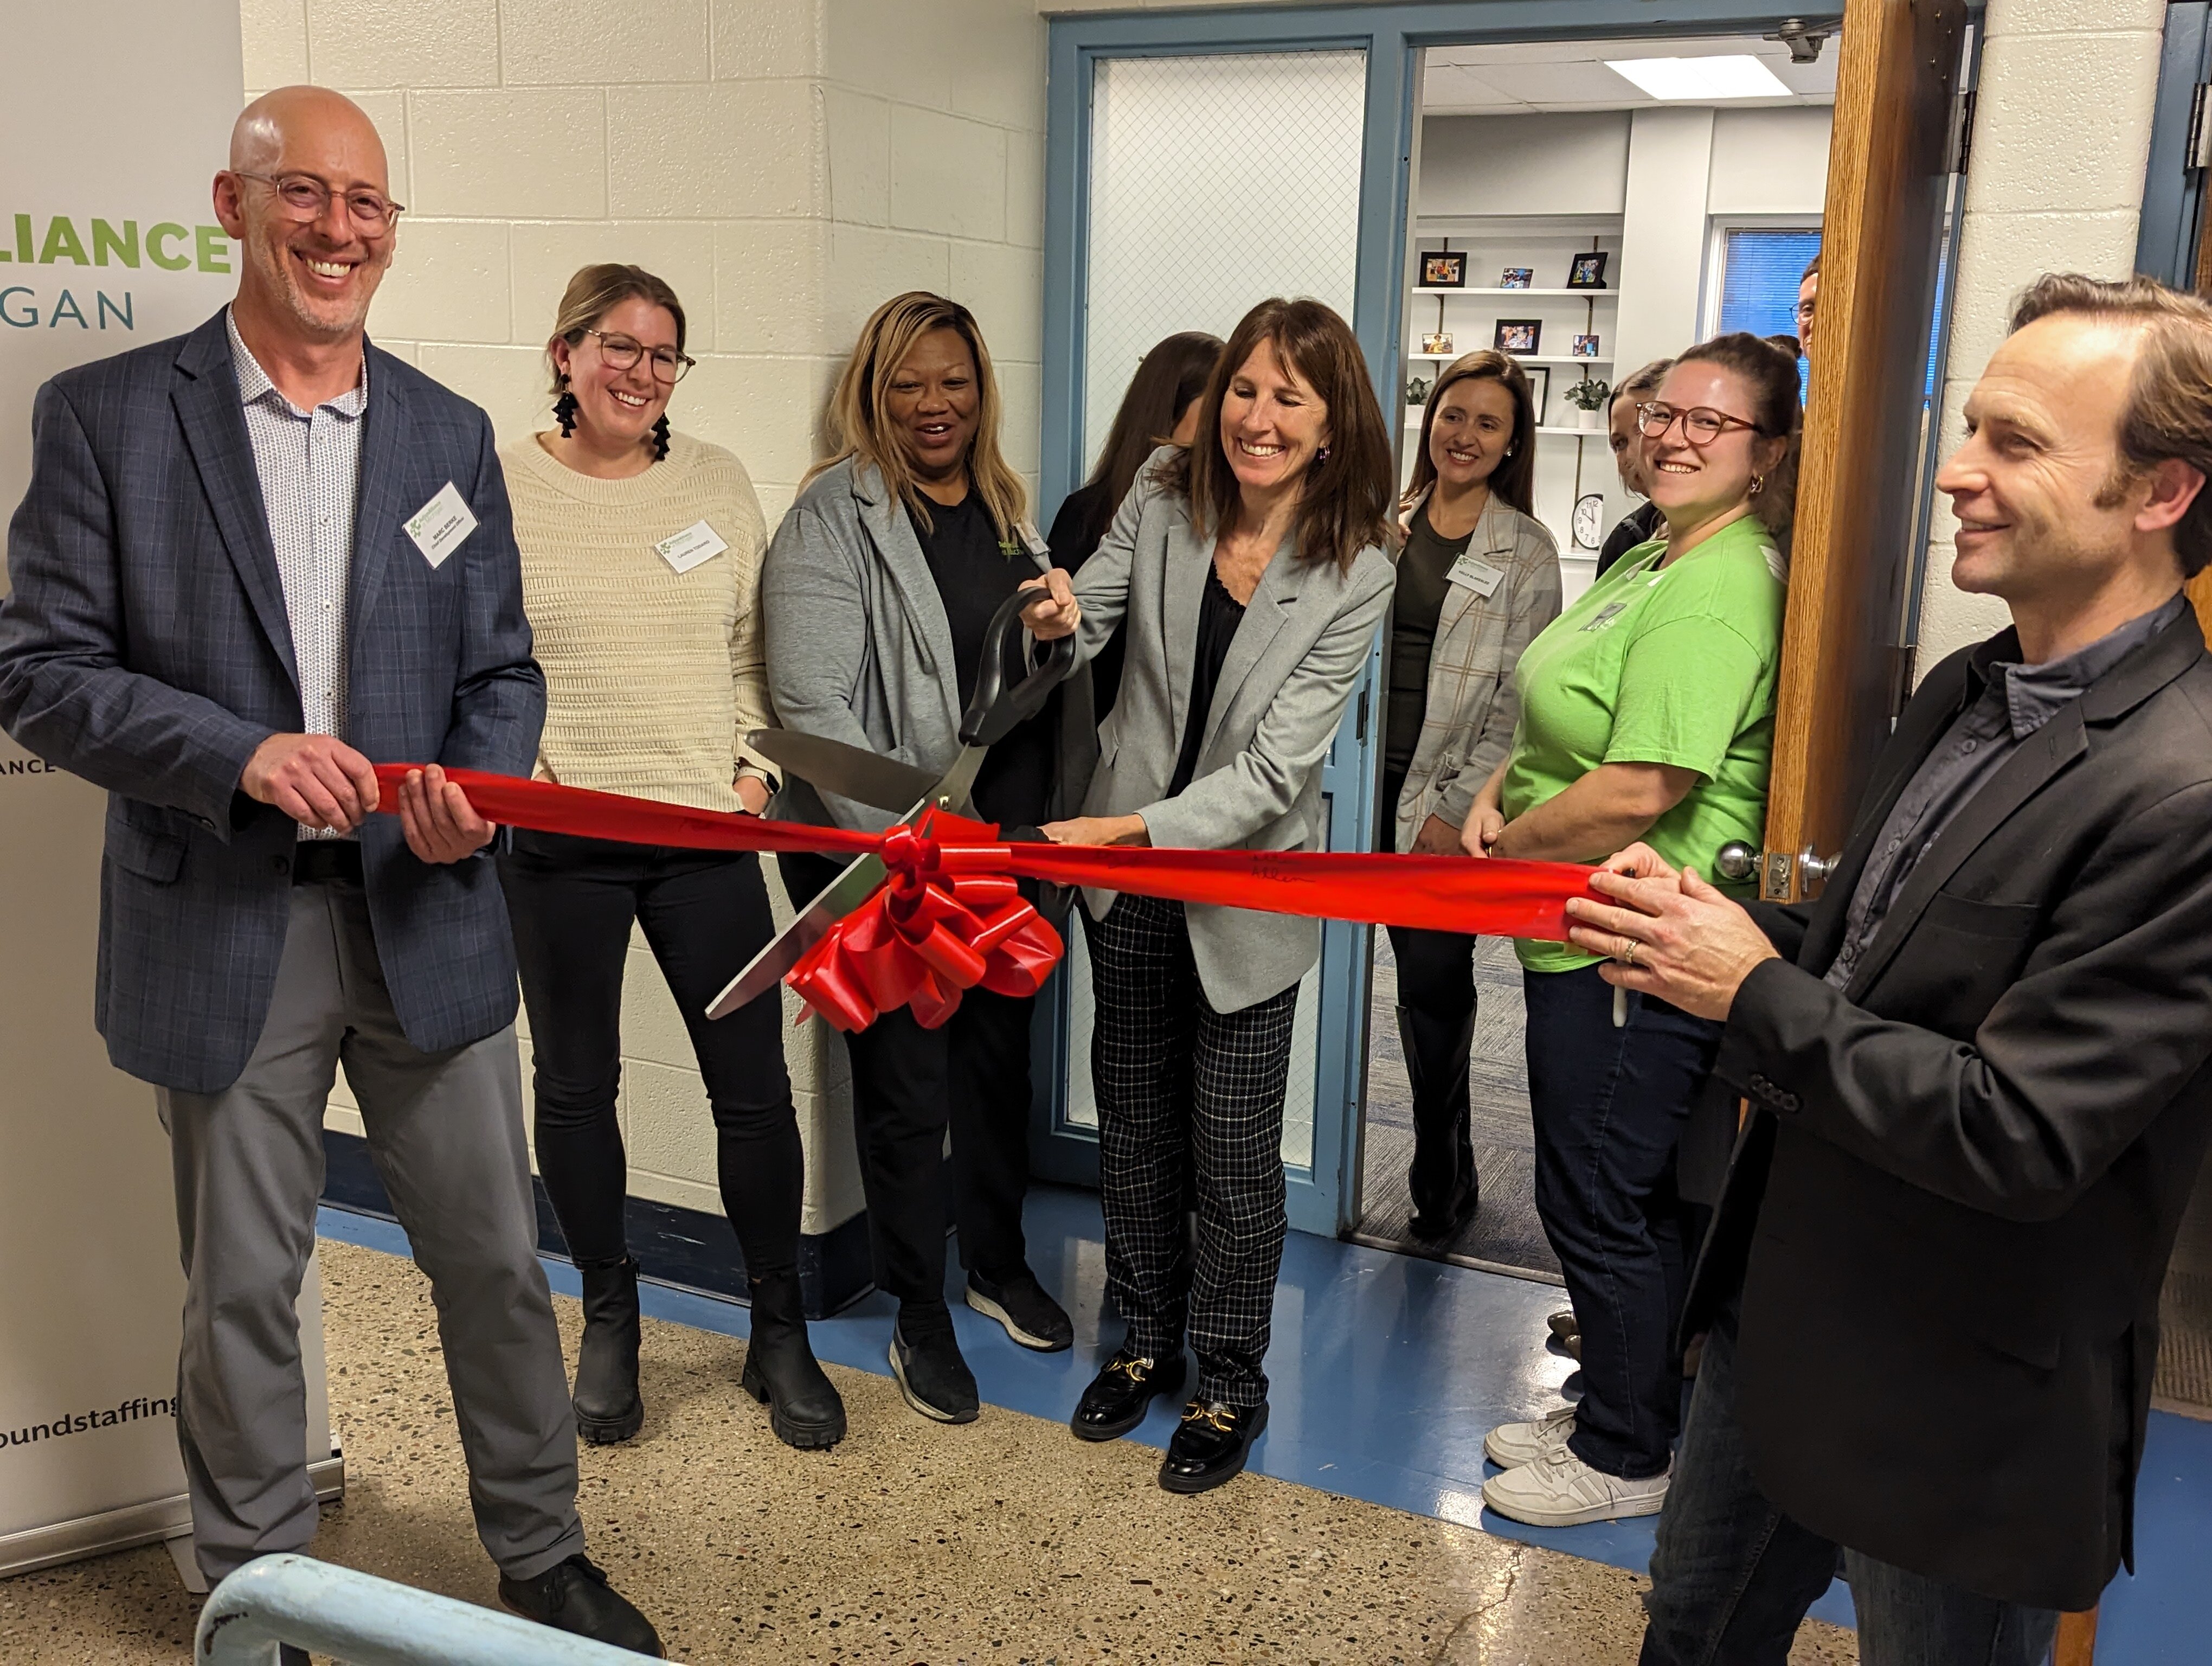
1390, 488, 1562, 851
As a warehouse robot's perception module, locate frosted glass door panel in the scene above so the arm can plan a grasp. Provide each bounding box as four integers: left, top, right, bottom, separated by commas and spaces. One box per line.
1082, 49, 1367, 469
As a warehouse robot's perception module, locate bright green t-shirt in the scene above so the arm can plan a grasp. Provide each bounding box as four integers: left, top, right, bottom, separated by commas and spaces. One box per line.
1501, 514, 1787, 973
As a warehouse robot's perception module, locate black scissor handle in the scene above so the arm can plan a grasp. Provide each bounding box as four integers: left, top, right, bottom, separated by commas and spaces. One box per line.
961, 585, 1078, 748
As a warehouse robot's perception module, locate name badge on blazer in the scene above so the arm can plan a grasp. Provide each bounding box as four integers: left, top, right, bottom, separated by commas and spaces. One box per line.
1445, 552, 1505, 597
404, 482, 477, 569
655, 520, 729, 574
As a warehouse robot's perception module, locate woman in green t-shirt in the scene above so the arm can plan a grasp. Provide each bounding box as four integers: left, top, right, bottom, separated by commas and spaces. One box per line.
1457, 334, 1799, 1530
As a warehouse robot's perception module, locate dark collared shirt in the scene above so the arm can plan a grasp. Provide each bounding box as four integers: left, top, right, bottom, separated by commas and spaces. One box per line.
1822, 594, 2188, 990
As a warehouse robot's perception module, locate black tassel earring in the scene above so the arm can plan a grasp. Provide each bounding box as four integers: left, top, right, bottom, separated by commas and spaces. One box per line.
651, 414, 671, 461
553, 376, 578, 438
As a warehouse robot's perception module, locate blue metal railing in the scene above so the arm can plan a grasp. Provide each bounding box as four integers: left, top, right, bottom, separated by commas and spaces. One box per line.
195, 1554, 657, 1664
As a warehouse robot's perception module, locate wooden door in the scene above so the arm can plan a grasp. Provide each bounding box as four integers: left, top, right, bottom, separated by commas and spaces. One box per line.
1761, 0, 1971, 901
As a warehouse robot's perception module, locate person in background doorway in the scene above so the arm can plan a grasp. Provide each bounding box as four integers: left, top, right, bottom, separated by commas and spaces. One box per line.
0, 88, 659, 1655
495, 264, 842, 1455
1022, 297, 1394, 1494
1597, 358, 1674, 579
1048, 330, 1225, 719
1461, 334, 1797, 1530
1383, 350, 1561, 1240
1615, 273, 2212, 1666
1796, 251, 1820, 360
764, 292, 1097, 1426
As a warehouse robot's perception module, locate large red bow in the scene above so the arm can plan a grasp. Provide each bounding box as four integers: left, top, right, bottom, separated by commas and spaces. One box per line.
787, 812, 1062, 1031
372, 765, 1599, 1032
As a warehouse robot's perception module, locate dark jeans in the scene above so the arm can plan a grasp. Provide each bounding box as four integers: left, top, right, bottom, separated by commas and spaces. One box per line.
498, 831, 801, 1279
779, 849, 1034, 1315
1641, 1322, 2061, 1666
1524, 960, 1721, 1478
1385, 922, 1480, 1221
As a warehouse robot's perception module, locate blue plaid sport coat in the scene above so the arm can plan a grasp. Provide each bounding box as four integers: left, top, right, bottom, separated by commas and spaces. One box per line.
0, 310, 545, 1093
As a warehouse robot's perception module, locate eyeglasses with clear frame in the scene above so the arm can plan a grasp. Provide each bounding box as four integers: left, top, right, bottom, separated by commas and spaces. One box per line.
1792, 300, 1817, 327
578, 329, 695, 385
1635, 401, 1765, 446
232, 171, 404, 232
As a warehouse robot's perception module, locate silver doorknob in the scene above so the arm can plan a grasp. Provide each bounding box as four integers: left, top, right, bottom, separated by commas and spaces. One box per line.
1800, 848, 1841, 888
1714, 840, 1759, 882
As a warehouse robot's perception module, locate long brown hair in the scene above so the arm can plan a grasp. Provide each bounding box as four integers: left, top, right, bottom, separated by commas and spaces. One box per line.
811, 291, 1027, 537
544, 263, 686, 396
1161, 297, 1392, 573
1089, 330, 1224, 510
1401, 350, 1537, 516
1672, 331, 1803, 537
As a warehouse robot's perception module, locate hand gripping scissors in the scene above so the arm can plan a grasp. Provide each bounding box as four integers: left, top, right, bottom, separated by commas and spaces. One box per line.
705, 588, 1077, 1018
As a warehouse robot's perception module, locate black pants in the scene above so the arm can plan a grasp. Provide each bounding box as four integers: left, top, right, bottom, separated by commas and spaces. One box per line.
497, 831, 801, 1279
1385, 922, 1480, 1221
779, 849, 1034, 1315
1088, 892, 1300, 1408
1524, 961, 1721, 1478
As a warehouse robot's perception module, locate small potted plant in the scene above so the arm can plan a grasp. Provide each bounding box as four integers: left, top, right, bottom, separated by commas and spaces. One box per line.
1564, 373, 1611, 431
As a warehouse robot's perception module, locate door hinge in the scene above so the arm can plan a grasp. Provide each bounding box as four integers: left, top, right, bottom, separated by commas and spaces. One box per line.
1946, 87, 1977, 176
2190, 81, 2212, 170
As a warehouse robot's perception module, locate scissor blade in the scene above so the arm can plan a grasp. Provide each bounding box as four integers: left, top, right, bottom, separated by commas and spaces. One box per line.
706, 850, 892, 1018
748, 729, 941, 815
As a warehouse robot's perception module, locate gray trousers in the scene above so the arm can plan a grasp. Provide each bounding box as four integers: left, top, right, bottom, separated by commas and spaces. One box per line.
156, 879, 583, 1584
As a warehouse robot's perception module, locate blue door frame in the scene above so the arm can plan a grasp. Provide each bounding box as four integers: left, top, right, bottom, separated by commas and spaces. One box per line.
2138, 2, 2210, 289
1034, 1, 1851, 1238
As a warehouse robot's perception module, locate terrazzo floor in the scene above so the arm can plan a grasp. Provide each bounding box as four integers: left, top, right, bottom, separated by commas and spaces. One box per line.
2, 1231, 1857, 1665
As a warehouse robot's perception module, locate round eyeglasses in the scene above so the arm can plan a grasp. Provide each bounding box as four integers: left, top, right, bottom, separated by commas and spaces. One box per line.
580, 329, 695, 385
1635, 402, 1764, 446
233, 171, 403, 232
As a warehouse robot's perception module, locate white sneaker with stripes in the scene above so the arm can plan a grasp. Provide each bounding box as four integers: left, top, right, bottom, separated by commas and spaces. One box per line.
1482, 1403, 1578, 1469
1480, 1445, 1670, 1528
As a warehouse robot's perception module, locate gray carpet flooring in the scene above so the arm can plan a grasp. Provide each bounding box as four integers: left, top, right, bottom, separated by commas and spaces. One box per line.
1357, 932, 1562, 1283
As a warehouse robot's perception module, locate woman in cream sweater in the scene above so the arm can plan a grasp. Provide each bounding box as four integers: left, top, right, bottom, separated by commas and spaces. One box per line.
498, 264, 841, 1453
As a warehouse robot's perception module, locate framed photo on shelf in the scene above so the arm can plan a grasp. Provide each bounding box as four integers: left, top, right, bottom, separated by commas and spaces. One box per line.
1495, 318, 1541, 354
1422, 250, 1468, 287
1523, 365, 1549, 425
1419, 332, 1454, 355
1499, 266, 1533, 290
1566, 250, 1610, 290
1572, 334, 1602, 358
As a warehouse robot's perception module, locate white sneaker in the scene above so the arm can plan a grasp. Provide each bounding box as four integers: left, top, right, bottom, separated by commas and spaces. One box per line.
1482, 1403, 1578, 1469
1480, 1445, 1670, 1527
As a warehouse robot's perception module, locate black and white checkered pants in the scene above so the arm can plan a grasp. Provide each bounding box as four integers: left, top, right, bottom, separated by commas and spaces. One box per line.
1086, 892, 1300, 1408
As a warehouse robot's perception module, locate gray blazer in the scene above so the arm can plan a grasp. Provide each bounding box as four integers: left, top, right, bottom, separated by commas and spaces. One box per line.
1072, 451, 1394, 1013
0, 311, 544, 1093
1388, 486, 1561, 850
761, 455, 1095, 832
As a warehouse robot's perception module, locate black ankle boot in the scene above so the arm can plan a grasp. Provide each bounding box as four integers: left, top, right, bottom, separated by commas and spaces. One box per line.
573, 1255, 643, 1444
741, 1271, 846, 1449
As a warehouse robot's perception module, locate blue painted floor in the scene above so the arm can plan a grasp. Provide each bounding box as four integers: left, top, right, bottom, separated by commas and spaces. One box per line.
320, 1183, 2212, 1658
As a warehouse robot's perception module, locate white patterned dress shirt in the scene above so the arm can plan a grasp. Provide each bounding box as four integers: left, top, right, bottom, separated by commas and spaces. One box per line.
226, 308, 368, 840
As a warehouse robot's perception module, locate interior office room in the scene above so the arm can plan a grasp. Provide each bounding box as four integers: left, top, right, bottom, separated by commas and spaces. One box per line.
7, 1, 2212, 1664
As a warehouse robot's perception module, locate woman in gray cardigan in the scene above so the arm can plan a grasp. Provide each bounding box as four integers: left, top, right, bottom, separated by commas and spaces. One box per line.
1383, 350, 1562, 1241
1027, 298, 1394, 1494
762, 292, 1096, 1427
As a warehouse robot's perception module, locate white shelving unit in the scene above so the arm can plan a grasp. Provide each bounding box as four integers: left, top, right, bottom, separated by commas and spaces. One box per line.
1400, 213, 1625, 587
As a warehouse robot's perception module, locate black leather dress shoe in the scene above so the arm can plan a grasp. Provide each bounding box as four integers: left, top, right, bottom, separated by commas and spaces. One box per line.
1070, 1348, 1186, 1442
1407, 1174, 1480, 1241
1158, 1399, 1269, 1494
498, 1553, 664, 1657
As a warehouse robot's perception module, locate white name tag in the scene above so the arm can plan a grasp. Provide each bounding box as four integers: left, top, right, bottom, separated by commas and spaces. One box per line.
1445, 552, 1505, 597
654, 519, 729, 574
404, 482, 477, 569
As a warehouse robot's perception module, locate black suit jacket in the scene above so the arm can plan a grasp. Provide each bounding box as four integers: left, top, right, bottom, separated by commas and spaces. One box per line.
1689, 610, 2212, 1611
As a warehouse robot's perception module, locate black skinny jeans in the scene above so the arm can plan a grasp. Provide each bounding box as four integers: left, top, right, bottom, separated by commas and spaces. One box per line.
778, 849, 1035, 1318
497, 830, 802, 1278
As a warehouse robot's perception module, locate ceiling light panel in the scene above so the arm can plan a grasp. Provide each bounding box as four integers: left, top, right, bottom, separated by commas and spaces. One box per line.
1603, 55, 1792, 100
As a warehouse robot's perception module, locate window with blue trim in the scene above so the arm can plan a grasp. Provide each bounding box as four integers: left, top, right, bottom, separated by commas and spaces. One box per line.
1717, 226, 1820, 399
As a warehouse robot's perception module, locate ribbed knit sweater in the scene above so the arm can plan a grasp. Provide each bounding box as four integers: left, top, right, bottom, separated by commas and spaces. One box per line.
500, 430, 775, 814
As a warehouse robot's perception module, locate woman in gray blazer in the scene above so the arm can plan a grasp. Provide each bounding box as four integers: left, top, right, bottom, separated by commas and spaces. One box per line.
1383, 351, 1562, 1241
762, 292, 1097, 1427
1028, 298, 1395, 1494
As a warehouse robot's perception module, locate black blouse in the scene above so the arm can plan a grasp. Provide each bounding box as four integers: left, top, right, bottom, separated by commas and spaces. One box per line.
1166, 564, 1247, 798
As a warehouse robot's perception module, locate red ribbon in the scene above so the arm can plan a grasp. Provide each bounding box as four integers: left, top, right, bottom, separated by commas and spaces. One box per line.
375, 765, 1598, 1030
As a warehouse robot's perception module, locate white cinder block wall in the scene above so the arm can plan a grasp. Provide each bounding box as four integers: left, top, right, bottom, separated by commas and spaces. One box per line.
250, 0, 1047, 1235
1914, 0, 2168, 673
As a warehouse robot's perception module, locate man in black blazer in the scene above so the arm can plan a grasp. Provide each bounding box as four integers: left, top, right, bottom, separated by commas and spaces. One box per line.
0, 88, 657, 1656
1570, 273, 2212, 1665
